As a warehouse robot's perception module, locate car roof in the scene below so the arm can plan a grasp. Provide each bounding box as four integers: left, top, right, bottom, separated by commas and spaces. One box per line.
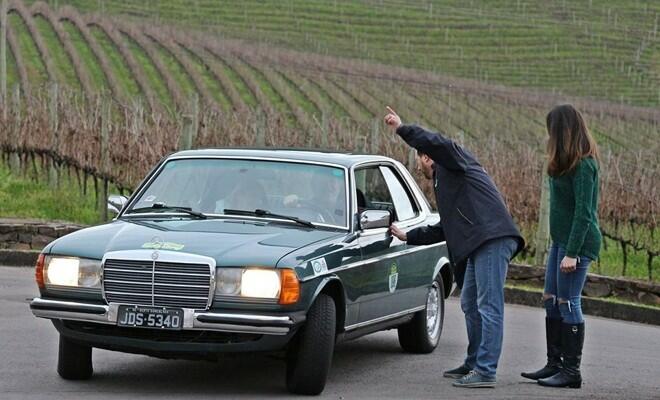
169, 148, 395, 168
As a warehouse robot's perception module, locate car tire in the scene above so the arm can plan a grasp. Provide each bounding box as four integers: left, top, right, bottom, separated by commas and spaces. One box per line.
398, 273, 445, 354
57, 334, 93, 380
286, 293, 336, 395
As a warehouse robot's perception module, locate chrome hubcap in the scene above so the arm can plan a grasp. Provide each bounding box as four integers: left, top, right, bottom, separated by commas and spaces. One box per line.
426, 282, 441, 341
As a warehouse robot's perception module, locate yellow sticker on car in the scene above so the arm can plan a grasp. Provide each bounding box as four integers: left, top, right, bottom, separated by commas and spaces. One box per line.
141, 241, 185, 251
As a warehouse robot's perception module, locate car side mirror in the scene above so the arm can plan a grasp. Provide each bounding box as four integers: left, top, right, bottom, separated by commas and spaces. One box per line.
108, 194, 129, 215
359, 210, 391, 230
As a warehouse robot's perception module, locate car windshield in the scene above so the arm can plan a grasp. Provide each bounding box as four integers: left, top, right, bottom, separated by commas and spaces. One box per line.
126, 158, 348, 228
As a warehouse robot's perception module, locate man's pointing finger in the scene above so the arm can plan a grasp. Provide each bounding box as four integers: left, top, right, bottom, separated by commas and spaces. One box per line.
386, 106, 398, 116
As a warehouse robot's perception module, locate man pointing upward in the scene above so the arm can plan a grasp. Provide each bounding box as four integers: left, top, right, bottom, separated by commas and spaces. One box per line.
385, 106, 524, 388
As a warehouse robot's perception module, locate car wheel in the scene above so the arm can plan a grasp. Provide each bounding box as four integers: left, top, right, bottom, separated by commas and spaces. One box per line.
398, 273, 445, 353
57, 334, 93, 380
286, 293, 336, 395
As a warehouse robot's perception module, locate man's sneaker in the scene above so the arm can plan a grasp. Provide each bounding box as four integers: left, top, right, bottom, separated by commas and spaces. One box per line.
452, 370, 496, 388
443, 364, 472, 379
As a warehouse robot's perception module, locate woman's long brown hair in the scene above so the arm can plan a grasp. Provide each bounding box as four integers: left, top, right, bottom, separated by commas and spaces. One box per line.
546, 104, 599, 177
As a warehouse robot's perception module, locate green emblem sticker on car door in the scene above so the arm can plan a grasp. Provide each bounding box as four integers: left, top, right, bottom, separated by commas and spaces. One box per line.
311, 258, 328, 275
389, 263, 398, 293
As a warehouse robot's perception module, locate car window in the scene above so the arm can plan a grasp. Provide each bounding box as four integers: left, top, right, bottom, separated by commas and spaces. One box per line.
380, 166, 418, 221
129, 159, 348, 227
354, 166, 395, 216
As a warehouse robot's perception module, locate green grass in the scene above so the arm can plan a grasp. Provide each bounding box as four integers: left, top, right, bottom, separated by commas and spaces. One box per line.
515, 225, 659, 283
211, 55, 258, 109
0, 162, 101, 225
273, 69, 321, 117
33, 15, 80, 90
147, 37, 196, 99
122, 32, 173, 111
60, 20, 107, 91
9, 12, 48, 85
237, 57, 296, 124
179, 45, 232, 110
293, 73, 350, 119
88, 25, 140, 98
5, 41, 20, 90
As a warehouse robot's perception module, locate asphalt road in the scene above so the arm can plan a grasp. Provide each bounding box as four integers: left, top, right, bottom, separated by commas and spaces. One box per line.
1, 266, 659, 400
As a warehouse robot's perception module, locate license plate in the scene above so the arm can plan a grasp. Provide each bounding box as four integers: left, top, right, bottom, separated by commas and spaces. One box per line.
117, 305, 183, 330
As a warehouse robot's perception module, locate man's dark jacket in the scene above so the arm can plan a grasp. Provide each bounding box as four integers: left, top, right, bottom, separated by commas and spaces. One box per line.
397, 125, 525, 288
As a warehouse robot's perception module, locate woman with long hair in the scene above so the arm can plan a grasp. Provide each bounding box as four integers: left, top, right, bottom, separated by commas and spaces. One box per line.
521, 104, 601, 389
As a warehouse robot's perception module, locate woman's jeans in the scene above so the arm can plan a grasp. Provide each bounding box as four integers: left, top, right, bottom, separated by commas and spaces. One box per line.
460, 236, 519, 378
544, 243, 591, 324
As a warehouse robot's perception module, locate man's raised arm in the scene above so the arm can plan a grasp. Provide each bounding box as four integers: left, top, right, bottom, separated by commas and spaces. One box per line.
384, 106, 468, 172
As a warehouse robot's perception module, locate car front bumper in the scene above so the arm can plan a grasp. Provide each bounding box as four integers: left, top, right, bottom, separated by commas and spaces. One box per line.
30, 297, 305, 356
31, 297, 301, 335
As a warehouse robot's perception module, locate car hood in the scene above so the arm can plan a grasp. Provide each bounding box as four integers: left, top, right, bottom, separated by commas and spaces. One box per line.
46, 218, 345, 267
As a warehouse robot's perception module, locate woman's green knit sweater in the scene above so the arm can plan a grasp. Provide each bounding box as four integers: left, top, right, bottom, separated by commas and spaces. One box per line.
549, 157, 601, 260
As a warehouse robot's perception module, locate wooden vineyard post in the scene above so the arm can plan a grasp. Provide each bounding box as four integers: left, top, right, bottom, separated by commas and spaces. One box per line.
370, 119, 380, 154
407, 147, 416, 170
456, 130, 465, 147
189, 92, 199, 144
178, 93, 198, 151
319, 113, 329, 149
9, 84, 20, 173
48, 82, 59, 188
128, 97, 143, 185
179, 115, 193, 151
534, 161, 550, 266
254, 107, 265, 147
98, 96, 111, 222
0, 0, 7, 119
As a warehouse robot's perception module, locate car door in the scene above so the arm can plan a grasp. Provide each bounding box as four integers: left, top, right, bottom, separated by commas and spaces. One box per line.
348, 163, 426, 322
379, 165, 435, 312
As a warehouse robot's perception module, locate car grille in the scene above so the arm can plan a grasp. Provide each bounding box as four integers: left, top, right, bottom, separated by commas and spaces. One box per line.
103, 259, 212, 309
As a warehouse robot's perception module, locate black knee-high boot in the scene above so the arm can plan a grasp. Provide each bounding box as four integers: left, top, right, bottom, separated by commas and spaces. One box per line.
521, 317, 562, 380
538, 322, 584, 388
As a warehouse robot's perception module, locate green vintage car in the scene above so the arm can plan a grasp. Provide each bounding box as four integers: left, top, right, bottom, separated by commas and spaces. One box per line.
30, 149, 452, 395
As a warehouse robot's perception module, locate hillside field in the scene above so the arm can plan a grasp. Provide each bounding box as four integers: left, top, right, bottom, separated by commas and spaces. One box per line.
0, 0, 657, 280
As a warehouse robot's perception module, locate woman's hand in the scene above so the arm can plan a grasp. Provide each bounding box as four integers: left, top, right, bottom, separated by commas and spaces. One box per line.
388, 224, 407, 241
560, 256, 578, 273
384, 106, 402, 130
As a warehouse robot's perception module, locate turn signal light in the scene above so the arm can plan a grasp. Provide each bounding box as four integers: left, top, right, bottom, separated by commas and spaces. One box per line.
35, 254, 45, 289
279, 269, 300, 305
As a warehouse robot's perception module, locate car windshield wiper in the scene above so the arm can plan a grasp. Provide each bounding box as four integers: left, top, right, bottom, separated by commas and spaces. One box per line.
125, 202, 207, 219
223, 208, 315, 228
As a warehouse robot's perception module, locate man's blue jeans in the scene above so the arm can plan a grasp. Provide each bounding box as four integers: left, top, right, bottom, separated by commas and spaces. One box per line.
460, 237, 518, 378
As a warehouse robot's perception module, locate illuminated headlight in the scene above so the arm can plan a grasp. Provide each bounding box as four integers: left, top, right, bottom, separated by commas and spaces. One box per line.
215, 268, 299, 304
241, 269, 280, 298
44, 256, 101, 288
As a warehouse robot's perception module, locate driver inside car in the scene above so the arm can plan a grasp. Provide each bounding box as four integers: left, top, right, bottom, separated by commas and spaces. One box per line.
282, 170, 345, 225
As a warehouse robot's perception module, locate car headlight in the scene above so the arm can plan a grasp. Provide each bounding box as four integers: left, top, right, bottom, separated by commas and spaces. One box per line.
215, 268, 299, 304
44, 256, 101, 289
216, 268, 242, 296
241, 269, 280, 298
